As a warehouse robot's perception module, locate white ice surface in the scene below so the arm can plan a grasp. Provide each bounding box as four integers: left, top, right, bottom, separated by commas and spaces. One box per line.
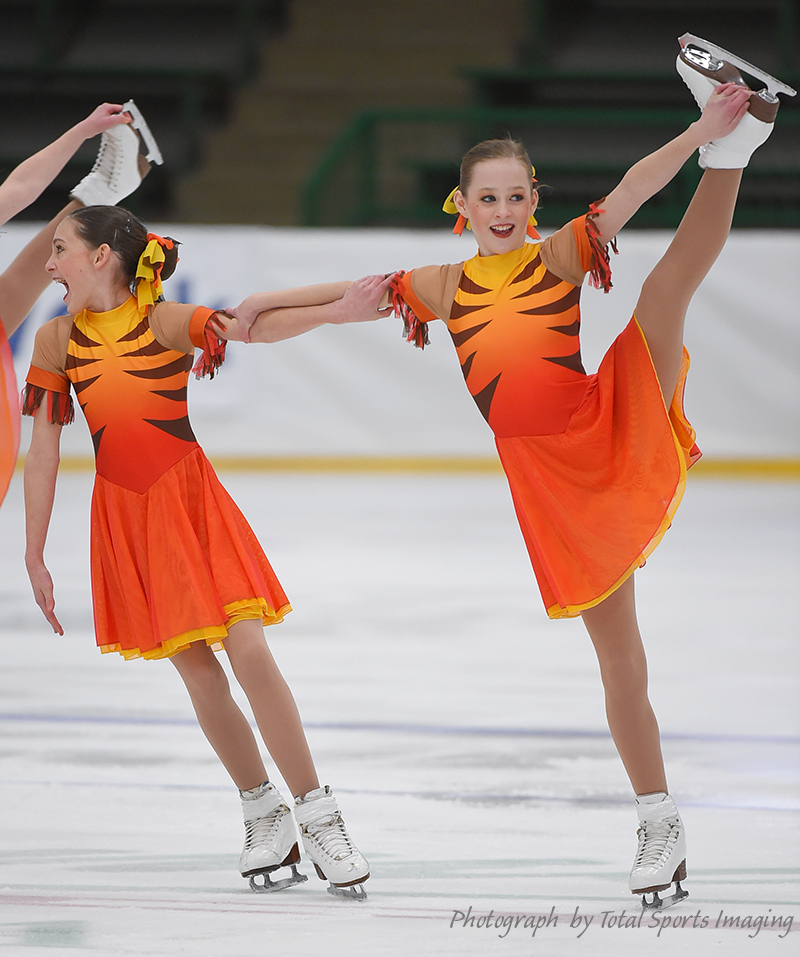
0, 470, 798, 955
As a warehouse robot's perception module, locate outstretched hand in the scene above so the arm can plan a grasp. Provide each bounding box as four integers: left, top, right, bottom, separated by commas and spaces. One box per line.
26, 559, 64, 636
76, 103, 133, 141
695, 83, 752, 142
225, 300, 261, 342
332, 273, 396, 325
227, 273, 396, 343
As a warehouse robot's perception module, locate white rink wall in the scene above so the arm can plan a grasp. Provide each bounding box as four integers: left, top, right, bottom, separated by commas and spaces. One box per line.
3, 224, 799, 461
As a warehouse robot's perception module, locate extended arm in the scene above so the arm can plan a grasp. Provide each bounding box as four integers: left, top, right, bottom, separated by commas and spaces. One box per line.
24, 413, 64, 635
0, 103, 131, 227
592, 83, 752, 245
223, 273, 395, 343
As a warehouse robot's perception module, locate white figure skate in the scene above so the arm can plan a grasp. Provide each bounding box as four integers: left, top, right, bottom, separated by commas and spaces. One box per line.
294, 786, 369, 900
71, 99, 163, 207
239, 782, 308, 893
676, 34, 796, 169
629, 792, 689, 910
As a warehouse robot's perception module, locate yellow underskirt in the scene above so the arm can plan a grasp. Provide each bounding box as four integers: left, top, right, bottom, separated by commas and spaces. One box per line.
99, 597, 292, 661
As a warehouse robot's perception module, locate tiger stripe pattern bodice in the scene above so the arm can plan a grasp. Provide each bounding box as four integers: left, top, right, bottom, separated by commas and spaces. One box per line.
448, 243, 590, 438
66, 297, 199, 493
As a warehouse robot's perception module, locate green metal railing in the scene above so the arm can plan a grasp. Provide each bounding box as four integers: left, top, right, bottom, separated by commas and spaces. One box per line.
301, 106, 800, 229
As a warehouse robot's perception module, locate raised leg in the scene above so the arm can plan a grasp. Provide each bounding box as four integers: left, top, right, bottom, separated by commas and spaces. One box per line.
0, 201, 80, 339
580, 575, 667, 794
633, 167, 742, 402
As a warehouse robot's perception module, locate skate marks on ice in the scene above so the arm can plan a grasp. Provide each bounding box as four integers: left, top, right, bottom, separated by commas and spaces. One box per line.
0, 722, 797, 956
0, 472, 798, 954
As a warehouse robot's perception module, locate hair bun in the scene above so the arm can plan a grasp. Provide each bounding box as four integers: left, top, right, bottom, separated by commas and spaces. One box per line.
146, 232, 181, 282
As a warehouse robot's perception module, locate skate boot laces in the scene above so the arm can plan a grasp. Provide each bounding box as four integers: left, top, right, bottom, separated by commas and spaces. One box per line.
243, 802, 291, 852
96, 126, 138, 195
634, 817, 680, 870
301, 808, 358, 863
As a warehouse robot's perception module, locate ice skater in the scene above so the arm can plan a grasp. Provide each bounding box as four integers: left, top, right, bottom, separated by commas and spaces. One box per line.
21, 202, 382, 898
0, 101, 156, 506
224, 37, 794, 907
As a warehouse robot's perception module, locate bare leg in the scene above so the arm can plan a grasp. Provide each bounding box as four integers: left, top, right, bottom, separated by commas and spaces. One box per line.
0, 200, 80, 338
580, 575, 667, 795
170, 640, 267, 791
224, 619, 320, 798
634, 168, 742, 401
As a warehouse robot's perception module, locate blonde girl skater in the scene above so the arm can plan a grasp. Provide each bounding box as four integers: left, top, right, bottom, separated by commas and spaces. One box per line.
1, 101, 152, 505
227, 40, 792, 907
22, 205, 380, 898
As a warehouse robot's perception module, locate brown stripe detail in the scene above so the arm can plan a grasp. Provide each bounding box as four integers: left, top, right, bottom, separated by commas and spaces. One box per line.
125, 354, 193, 379
548, 319, 581, 336
65, 353, 100, 370
151, 387, 187, 402
117, 317, 151, 342
511, 269, 562, 298
91, 425, 105, 457
543, 350, 586, 375
518, 285, 581, 316
471, 373, 501, 423
458, 273, 492, 295
72, 374, 101, 395
144, 416, 197, 443
120, 338, 170, 358
449, 300, 490, 320
450, 320, 491, 348
509, 252, 542, 284
69, 326, 102, 348
460, 351, 476, 382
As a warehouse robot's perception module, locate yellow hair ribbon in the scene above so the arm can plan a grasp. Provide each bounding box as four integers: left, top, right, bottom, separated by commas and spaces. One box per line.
135, 234, 174, 311
443, 166, 540, 238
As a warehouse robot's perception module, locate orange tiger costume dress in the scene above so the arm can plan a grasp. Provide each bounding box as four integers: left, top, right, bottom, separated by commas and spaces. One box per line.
22, 296, 290, 659
391, 211, 700, 619
0, 318, 19, 504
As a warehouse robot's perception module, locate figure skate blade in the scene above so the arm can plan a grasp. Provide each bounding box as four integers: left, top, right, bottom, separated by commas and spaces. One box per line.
326, 881, 368, 901
248, 863, 308, 893
678, 34, 796, 100
640, 881, 689, 911
121, 99, 164, 164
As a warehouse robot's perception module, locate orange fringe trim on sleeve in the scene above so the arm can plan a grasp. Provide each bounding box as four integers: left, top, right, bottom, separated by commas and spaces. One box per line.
191, 312, 227, 379
390, 272, 430, 349
585, 199, 618, 293
20, 384, 74, 425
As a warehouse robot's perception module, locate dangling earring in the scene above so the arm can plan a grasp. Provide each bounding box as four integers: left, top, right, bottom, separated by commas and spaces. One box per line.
527, 171, 541, 239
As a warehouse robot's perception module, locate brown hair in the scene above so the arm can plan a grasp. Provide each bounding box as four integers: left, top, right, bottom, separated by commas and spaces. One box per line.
459, 137, 535, 195
66, 205, 179, 288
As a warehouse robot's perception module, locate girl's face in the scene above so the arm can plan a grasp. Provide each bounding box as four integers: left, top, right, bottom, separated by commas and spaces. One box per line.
454, 158, 537, 257
46, 218, 120, 315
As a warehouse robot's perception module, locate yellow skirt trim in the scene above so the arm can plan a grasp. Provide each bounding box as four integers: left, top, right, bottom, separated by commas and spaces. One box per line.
99, 597, 292, 661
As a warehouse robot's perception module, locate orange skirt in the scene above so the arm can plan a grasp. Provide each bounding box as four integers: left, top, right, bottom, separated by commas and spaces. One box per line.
496, 317, 700, 619
90, 446, 291, 659
0, 320, 19, 505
